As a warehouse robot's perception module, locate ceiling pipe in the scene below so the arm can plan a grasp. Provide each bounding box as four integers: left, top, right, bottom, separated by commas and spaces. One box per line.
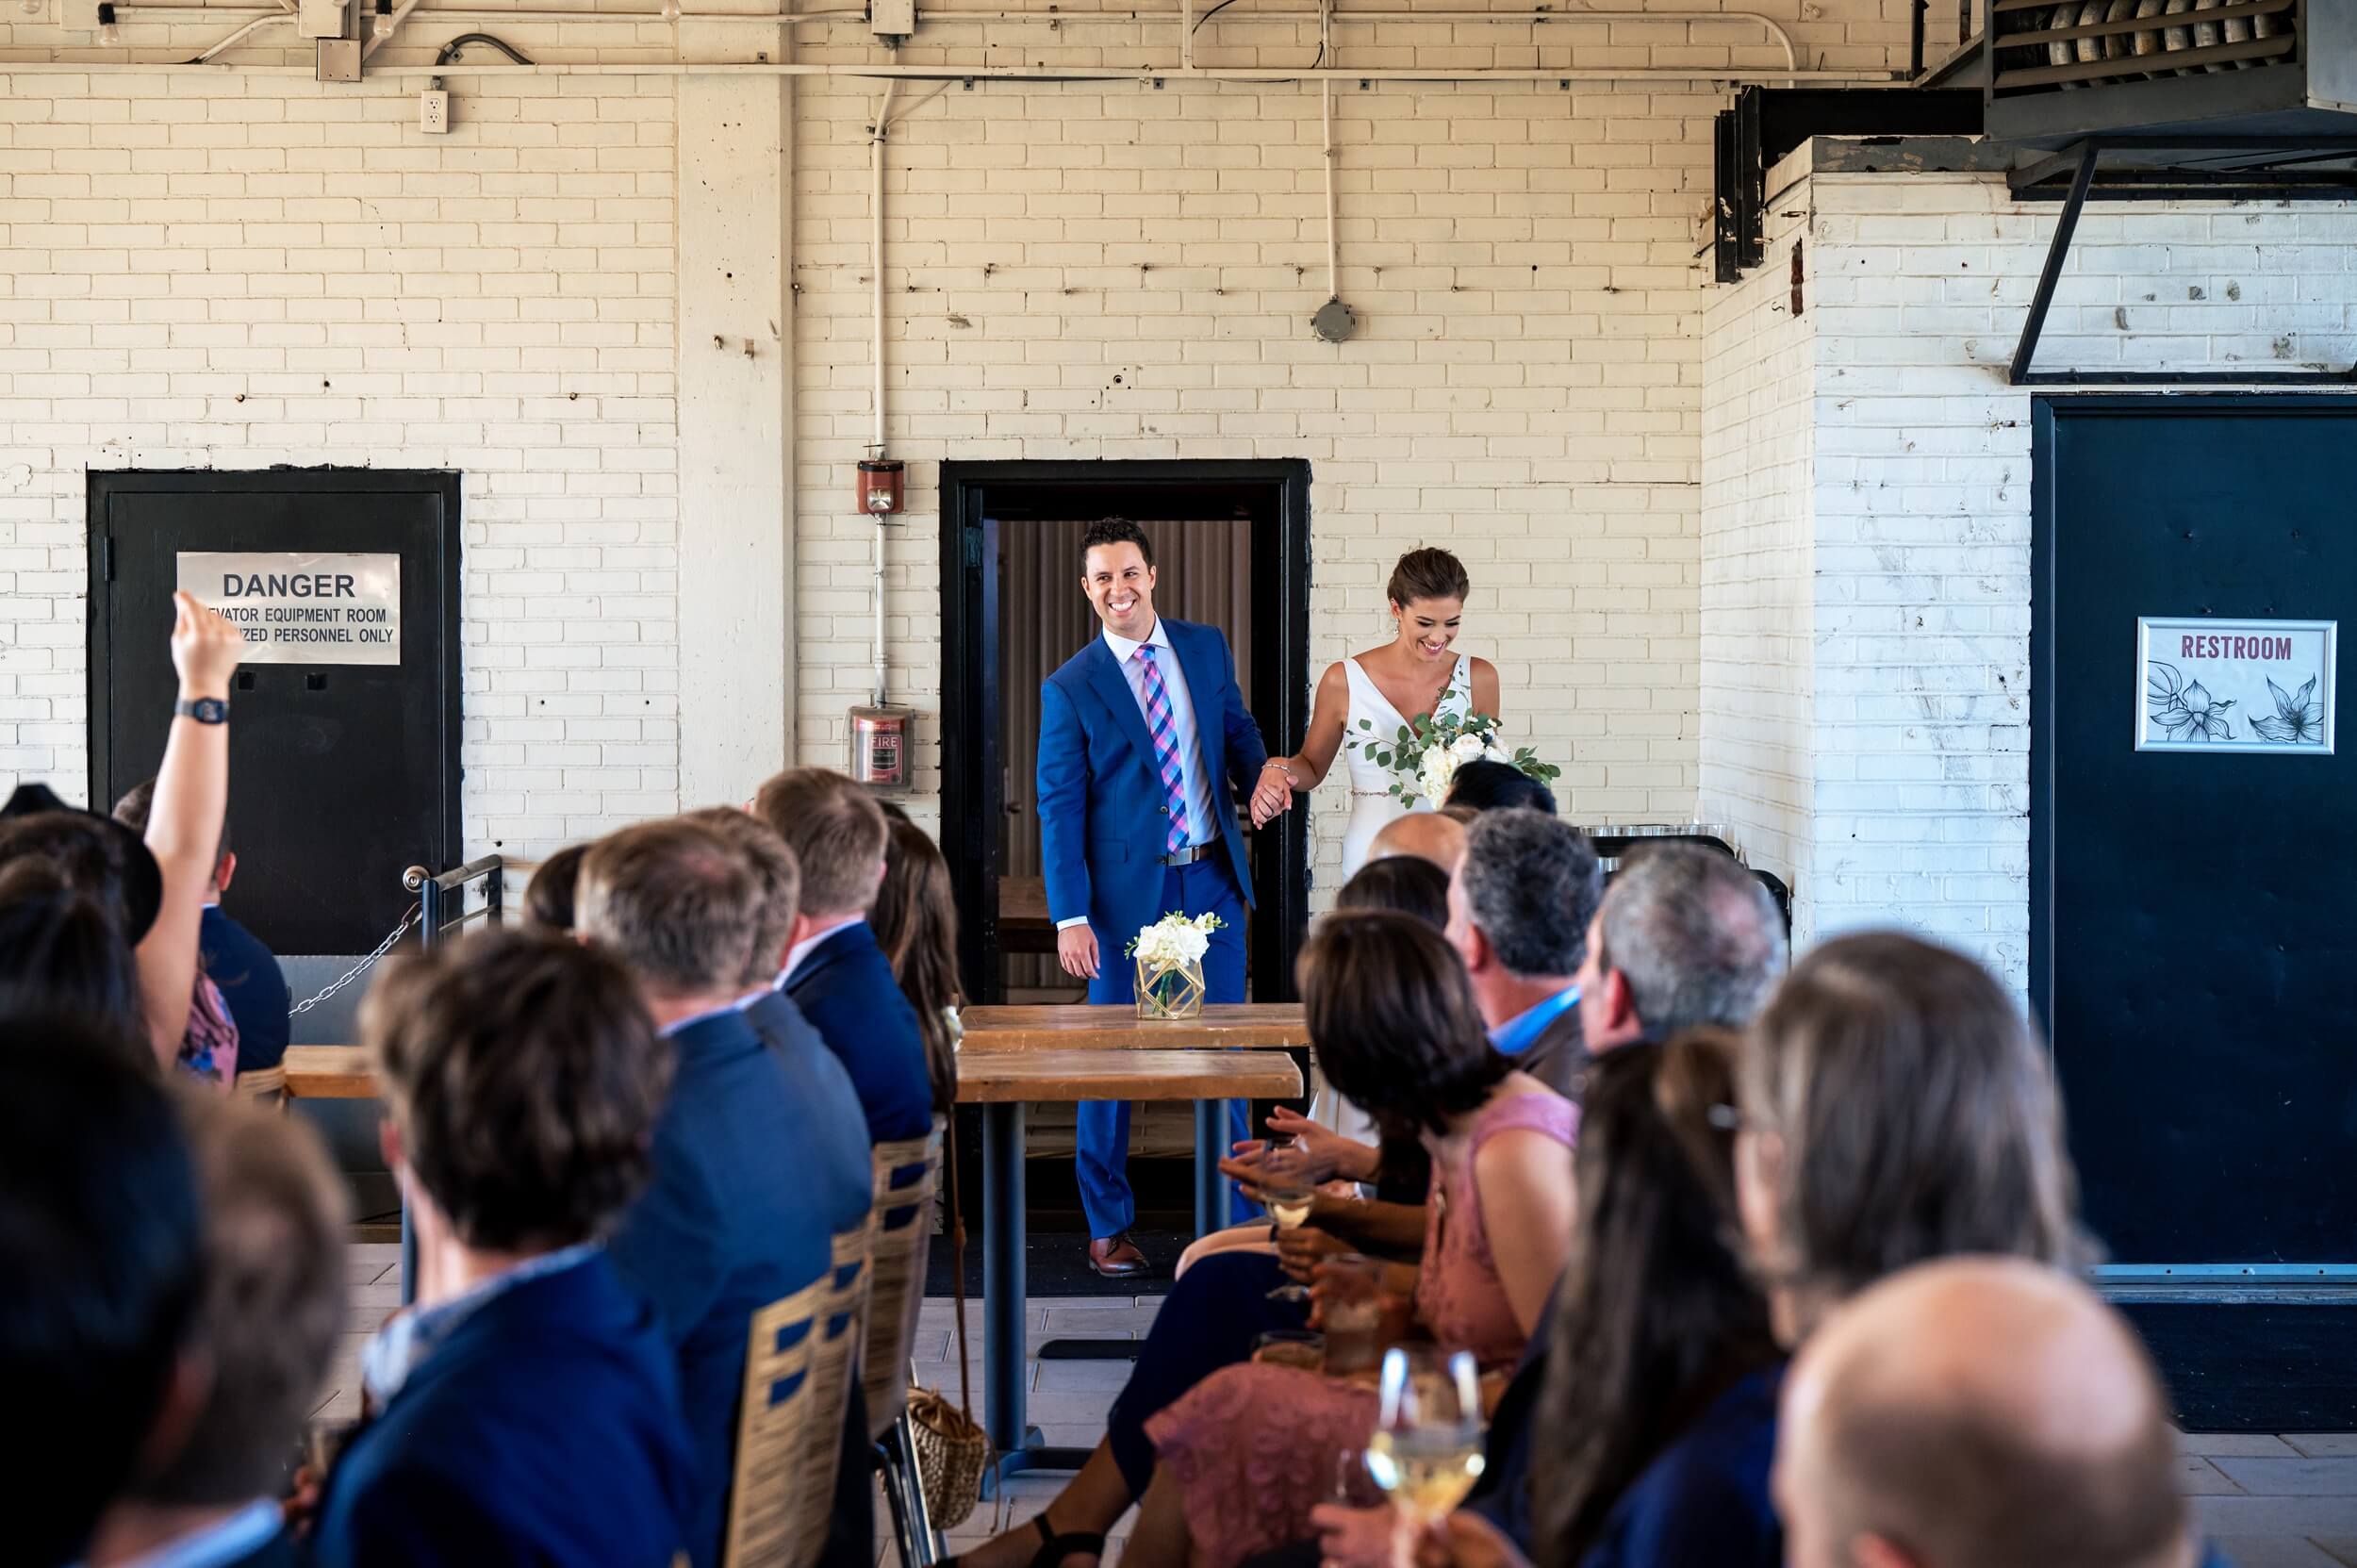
109, 1, 1803, 70
0, 57, 1889, 75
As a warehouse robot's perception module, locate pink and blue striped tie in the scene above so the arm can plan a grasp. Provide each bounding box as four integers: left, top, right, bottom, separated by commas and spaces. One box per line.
1135, 645, 1191, 856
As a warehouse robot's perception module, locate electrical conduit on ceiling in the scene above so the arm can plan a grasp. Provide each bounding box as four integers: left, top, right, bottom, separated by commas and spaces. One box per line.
52, 1, 1846, 77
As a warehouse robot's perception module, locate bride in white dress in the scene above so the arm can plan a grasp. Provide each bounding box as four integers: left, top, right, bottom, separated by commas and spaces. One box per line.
1248, 547, 1501, 876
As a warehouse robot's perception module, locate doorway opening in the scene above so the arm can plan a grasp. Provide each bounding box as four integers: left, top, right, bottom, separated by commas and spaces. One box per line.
938, 460, 1312, 1246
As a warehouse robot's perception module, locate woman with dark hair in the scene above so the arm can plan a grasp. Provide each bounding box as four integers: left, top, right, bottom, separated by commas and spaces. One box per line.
0, 857, 150, 1063
869, 814, 961, 1116
1118, 911, 1575, 1568
522, 843, 587, 934
1247, 548, 1503, 873
1173, 855, 1452, 1278
1527, 1030, 1781, 1568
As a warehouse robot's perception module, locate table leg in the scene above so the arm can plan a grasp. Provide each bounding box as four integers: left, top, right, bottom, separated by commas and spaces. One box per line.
399, 1194, 417, 1306
981, 1100, 1096, 1493
1195, 1098, 1231, 1236
981, 1101, 1028, 1457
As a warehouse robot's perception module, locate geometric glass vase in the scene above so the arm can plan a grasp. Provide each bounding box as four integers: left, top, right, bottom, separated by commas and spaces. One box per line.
1135, 955, 1206, 1020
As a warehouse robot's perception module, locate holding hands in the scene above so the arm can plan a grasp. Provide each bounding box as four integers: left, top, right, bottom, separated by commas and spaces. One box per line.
1250, 760, 1296, 828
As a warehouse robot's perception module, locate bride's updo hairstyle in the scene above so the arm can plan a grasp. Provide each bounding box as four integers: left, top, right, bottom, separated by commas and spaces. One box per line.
1298, 908, 1507, 1142
1387, 547, 1471, 610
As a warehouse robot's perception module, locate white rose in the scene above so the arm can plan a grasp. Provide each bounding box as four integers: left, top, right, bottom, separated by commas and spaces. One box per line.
1450, 733, 1487, 761
1482, 745, 1513, 766
1174, 929, 1210, 964
1419, 749, 1459, 804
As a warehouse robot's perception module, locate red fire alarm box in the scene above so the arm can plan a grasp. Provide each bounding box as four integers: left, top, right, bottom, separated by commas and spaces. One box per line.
849, 704, 913, 792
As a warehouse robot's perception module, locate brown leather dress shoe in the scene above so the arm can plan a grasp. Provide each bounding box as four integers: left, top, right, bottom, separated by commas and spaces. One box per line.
1087, 1233, 1149, 1279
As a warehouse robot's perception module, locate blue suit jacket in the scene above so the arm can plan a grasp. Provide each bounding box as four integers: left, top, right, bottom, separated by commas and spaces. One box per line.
606, 1008, 841, 1568
201, 906, 289, 1073
786, 924, 936, 1144
744, 987, 876, 1231
1036, 617, 1268, 943
311, 1252, 693, 1568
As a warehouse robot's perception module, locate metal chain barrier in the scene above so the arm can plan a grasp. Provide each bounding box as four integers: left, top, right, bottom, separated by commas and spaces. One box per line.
288, 902, 423, 1016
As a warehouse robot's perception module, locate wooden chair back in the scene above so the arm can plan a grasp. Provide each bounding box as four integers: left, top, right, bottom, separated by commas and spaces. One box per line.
788, 1221, 873, 1565
861, 1117, 943, 1440
233, 1065, 287, 1106
722, 1277, 826, 1568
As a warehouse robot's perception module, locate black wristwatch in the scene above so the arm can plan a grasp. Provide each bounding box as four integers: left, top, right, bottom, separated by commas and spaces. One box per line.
174, 697, 230, 725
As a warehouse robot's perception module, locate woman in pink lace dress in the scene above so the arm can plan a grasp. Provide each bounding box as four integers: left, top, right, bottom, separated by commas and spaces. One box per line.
1125, 911, 1578, 1568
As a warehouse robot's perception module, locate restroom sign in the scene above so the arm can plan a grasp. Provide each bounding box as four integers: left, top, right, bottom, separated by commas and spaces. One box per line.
175, 552, 402, 666
2136, 617, 2335, 755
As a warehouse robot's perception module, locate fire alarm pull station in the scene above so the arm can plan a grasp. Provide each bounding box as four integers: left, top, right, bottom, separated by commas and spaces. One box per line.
849, 705, 913, 792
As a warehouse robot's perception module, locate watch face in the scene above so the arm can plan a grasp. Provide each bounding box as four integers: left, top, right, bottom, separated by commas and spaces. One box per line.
182, 698, 228, 723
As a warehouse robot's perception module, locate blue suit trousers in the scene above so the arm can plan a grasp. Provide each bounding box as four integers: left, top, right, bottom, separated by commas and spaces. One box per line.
1077, 857, 1252, 1240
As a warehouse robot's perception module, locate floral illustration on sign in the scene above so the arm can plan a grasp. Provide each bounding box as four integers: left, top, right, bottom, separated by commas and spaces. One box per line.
2145, 662, 2236, 742
2250, 674, 2325, 745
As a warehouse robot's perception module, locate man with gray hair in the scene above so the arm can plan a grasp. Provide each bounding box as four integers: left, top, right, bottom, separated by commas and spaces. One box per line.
1575, 841, 1787, 1055
1445, 808, 1602, 1098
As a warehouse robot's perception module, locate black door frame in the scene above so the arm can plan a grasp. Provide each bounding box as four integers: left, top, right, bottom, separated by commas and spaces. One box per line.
940, 458, 1314, 1006
85, 467, 466, 884
2028, 393, 2357, 1034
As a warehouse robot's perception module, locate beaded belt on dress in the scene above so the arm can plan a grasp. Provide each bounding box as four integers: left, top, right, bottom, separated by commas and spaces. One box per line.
1350, 788, 1394, 798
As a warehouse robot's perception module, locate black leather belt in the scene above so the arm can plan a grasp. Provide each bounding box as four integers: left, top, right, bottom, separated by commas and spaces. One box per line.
1161, 843, 1213, 868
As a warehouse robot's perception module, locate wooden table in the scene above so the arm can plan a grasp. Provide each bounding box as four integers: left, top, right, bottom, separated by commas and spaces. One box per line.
959, 1048, 1304, 1490
282, 1045, 371, 1099
961, 1002, 1309, 1052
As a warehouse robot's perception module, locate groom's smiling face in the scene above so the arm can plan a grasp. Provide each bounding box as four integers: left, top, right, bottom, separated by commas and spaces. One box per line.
1082, 541, 1159, 641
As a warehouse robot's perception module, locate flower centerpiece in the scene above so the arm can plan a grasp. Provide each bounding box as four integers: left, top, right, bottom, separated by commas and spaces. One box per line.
1126, 910, 1225, 1020
1351, 711, 1561, 808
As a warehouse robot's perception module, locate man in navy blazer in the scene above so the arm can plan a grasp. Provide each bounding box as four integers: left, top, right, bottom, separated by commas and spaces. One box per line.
1037, 519, 1272, 1275
755, 767, 936, 1146
313, 930, 693, 1568
584, 818, 860, 1568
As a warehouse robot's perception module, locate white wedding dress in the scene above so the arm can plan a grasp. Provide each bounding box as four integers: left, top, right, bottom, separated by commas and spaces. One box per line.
1338, 652, 1475, 876
1310, 652, 1475, 1147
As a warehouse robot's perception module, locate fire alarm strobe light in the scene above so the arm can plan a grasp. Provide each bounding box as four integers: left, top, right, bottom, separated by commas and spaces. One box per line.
858, 459, 905, 516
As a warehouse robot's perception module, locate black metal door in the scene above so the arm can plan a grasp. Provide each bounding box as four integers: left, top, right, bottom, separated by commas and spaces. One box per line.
89, 470, 462, 958
2033, 397, 2357, 1269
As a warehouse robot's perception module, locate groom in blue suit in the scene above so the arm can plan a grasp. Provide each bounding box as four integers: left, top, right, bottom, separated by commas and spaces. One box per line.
1037, 518, 1271, 1277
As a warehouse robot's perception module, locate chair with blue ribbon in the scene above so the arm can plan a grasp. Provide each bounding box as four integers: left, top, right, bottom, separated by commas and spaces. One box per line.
723, 1276, 826, 1568
863, 1117, 947, 1566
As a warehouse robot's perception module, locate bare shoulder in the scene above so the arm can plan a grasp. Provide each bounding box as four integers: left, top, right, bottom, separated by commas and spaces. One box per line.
1468, 656, 1502, 710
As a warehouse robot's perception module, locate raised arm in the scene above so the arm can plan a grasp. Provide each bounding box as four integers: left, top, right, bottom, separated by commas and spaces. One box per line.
1249, 661, 1349, 825
135, 592, 243, 1069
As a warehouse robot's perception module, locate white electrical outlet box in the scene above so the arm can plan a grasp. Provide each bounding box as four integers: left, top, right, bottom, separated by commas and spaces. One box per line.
316, 35, 360, 78
297, 0, 344, 39
420, 89, 450, 133
869, 0, 915, 35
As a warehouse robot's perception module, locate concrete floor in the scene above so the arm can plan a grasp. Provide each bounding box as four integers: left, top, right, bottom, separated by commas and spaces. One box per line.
327, 1246, 2357, 1567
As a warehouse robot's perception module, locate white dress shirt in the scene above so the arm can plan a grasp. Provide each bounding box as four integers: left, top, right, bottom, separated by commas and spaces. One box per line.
776, 916, 865, 988
1054, 618, 1217, 933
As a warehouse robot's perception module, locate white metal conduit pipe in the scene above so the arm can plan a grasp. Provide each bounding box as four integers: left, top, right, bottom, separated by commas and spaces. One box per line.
0, 54, 1885, 77
107, 0, 1804, 71
869, 77, 895, 709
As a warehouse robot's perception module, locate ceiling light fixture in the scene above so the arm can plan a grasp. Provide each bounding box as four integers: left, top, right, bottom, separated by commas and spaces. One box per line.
371, 0, 394, 40
96, 1, 121, 43
661, 0, 681, 21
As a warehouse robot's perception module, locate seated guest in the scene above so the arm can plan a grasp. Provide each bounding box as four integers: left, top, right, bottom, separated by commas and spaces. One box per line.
1447, 809, 1601, 1096
116, 780, 285, 1083
522, 841, 587, 933
1445, 758, 1556, 816
685, 804, 878, 1568
954, 913, 1577, 1568
870, 813, 964, 1117
0, 857, 149, 1056
313, 930, 691, 1568
0, 1025, 206, 1568
1131, 912, 1576, 1568
1365, 809, 1467, 872
581, 818, 847, 1568
752, 767, 932, 1143
1305, 842, 1789, 1568
1178, 854, 1451, 1276
1575, 841, 1786, 1060
1523, 1032, 1781, 1568
1777, 1258, 2201, 1568
84, 1093, 347, 1568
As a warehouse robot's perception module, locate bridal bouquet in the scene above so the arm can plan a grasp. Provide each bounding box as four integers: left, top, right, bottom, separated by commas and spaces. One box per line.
1126, 911, 1225, 1020
1353, 711, 1561, 808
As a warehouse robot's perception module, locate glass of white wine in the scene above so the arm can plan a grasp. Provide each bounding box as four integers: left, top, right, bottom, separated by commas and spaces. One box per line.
1364, 1345, 1486, 1556
1259, 1140, 1318, 1304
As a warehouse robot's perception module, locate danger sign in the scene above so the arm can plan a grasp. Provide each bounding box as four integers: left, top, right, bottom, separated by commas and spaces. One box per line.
175, 552, 402, 667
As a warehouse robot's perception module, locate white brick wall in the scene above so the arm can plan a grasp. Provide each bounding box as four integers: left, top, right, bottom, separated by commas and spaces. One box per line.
0, 70, 682, 853
1701, 151, 2357, 989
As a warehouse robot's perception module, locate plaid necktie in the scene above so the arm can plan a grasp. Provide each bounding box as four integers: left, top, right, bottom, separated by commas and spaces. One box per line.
1135, 645, 1191, 855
